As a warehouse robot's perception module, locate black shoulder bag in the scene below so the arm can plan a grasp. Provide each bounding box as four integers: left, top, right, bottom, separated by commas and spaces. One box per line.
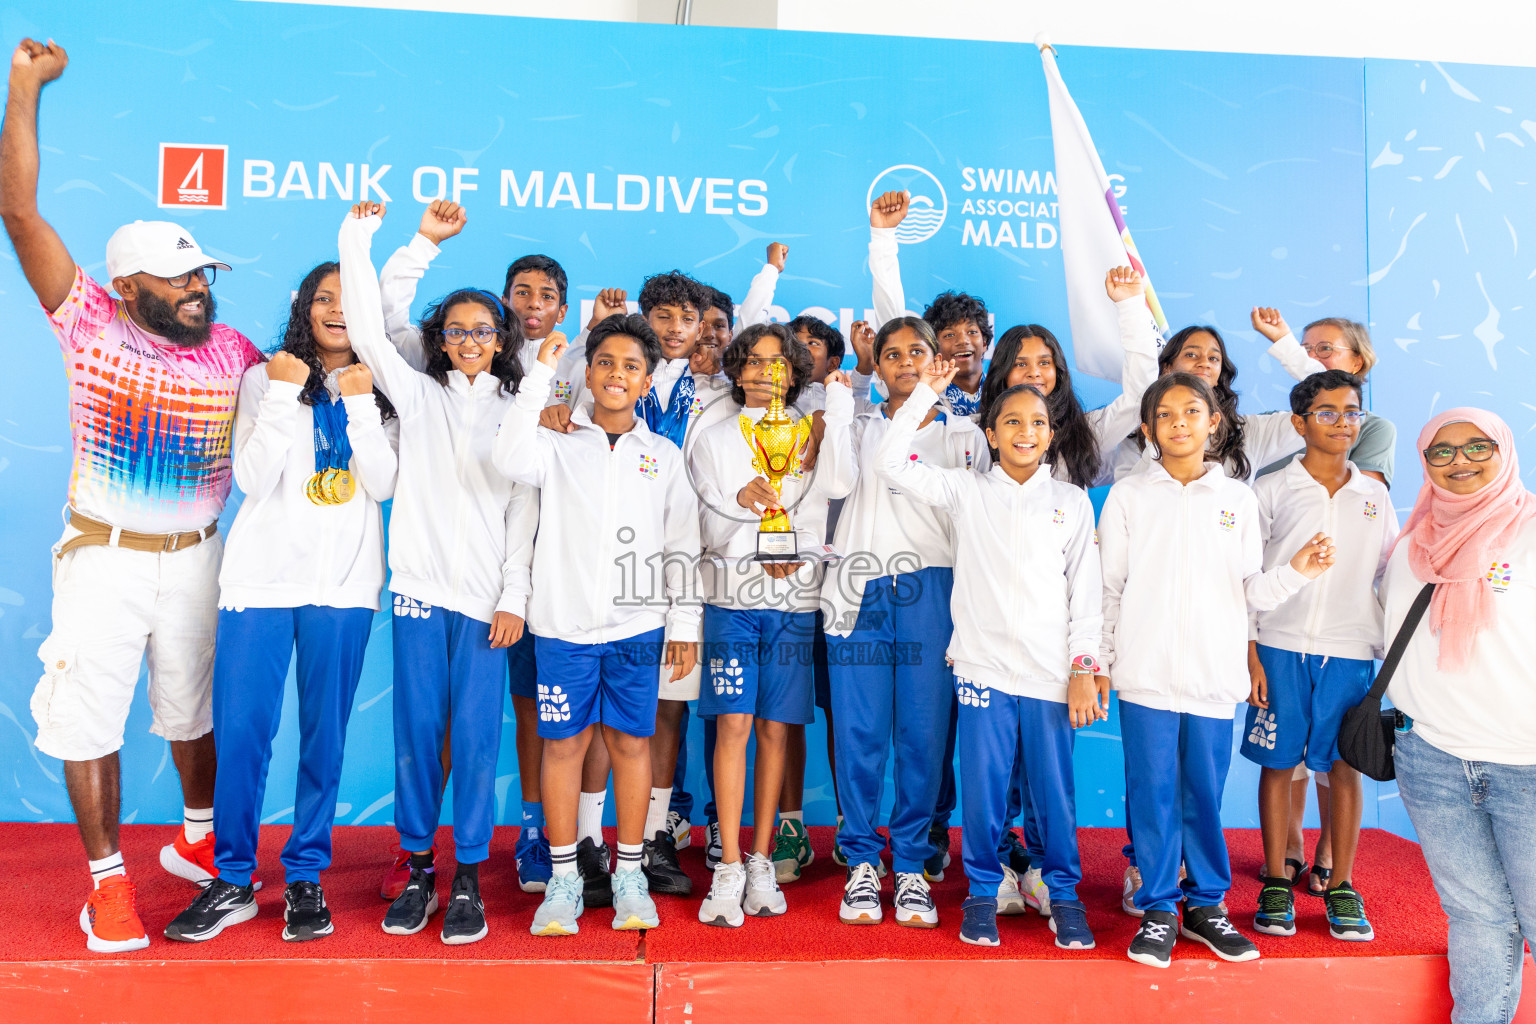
1337, 582, 1435, 782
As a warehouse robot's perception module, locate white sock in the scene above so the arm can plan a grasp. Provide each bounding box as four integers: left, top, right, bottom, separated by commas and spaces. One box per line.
781, 809, 804, 825
550, 843, 579, 879
183, 806, 214, 844
644, 787, 673, 840
89, 852, 126, 888
616, 842, 644, 872
577, 790, 607, 847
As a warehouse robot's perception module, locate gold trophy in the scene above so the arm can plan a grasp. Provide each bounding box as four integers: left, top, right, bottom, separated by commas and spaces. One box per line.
739, 359, 812, 562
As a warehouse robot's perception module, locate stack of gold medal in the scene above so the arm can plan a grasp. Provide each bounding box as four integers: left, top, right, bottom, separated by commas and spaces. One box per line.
306, 467, 355, 505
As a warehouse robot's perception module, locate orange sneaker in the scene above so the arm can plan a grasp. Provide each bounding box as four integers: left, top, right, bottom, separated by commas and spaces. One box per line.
381, 847, 413, 901
79, 874, 150, 953
160, 828, 261, 891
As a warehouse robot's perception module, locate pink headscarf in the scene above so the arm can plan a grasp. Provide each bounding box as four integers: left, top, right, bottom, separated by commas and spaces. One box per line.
1396, 408, 1536, 671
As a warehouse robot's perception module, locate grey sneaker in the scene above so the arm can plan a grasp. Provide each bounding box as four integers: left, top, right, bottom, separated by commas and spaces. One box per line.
610, 866, 660, 930
743, 852, 787, 917
699, 859, 746, 927
530, 871, 584, 937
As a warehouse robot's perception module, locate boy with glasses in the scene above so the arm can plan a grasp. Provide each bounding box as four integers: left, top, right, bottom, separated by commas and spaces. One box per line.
1243, 370, 1399, 943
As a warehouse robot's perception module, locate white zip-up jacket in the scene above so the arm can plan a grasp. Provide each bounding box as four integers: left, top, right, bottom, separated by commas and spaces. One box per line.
339, 212, 535, 624
875, 382, 1101, 701
220, 369, 399, 611
494, 359, 702, 645
1108, 408, 1303, 485
689, 383, 855, 613
1254, 456, 1399, 660
824, 400, 990, 637
1099, 460, 1313, 718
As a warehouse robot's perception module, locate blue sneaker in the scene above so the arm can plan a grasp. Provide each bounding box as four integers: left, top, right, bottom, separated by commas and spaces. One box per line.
516, 828, 552, 893
959, 895, 999, 947
923, 822, 951, 882
530, 872, 583, 937
1048, 900, 1095, 950
1324, 883, 1374, 942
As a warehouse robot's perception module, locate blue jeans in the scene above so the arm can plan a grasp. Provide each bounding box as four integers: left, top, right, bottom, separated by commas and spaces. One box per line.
1396, 727, 1536, 1024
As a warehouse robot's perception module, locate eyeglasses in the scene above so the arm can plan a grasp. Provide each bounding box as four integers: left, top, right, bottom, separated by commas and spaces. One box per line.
166, 265, 217, 289
1424, 440, 1498, 467
441, 327, 502, 345
1300, 410, 1366, 426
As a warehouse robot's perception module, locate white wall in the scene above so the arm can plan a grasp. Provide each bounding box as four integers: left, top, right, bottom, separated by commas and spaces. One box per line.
247, 0, 1536, 66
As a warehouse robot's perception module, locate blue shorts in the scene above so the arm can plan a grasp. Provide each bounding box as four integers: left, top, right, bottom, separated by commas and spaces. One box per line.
507, 629, 538, 699
812, 613, 831, 711
1241, 644, 1374, 772
699, 605, 817, 725
532, 627, 665, 740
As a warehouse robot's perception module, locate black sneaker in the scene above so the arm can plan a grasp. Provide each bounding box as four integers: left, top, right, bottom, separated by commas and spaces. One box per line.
922, 822, 951, 882
1324, 883, 1375, 942
164, 878, 258, 942
999, 830, 1031, 875
642, 830, 693, 896
1253, 877, 1297, 937
1181, 904, 1260, 962
381, 867, 438, 935
577, 837, 612, 909
1127, 908, 1179, 968
282, 880, 333, 942
441, 872, 488, 945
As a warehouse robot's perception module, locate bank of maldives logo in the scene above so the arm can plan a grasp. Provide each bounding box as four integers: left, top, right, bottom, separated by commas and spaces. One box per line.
866, 164, 947, 244
159, 144, 228, 210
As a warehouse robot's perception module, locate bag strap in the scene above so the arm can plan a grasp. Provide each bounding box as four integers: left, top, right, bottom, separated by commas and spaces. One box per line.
1367, 582, 1436, 700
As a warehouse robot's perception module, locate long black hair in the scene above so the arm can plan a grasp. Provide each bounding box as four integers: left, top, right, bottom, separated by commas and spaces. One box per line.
722, 322, 815, 408
276, 261, 395, 420
1138, 372, 1221, 464
418, 288, 525, 397
977, 324, 1099, 487
1153, 325, 1248, 479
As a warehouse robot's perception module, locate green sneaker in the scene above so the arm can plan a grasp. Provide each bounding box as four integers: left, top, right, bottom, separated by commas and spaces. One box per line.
832, 816, 848, 868
772, 818, 814, 883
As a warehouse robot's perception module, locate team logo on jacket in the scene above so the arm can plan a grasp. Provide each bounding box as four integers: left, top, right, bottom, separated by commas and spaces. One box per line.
1246, 708, 1278, 750
1052, 508, 1066, 525
1486, 560, 1513, 593
690, 397, 705, 417
1218, 510, 1236, 531
393, 595, 432, 619
1362, 501, 1378, 521
638, 454, 660, 479
955, 678, 990, 708
711, 657, 744, 696
537, 683, 571, 722
553, 380, 573, 401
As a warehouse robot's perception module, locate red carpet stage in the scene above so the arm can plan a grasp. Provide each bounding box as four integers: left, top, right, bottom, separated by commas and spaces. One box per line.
1, 823, 1530, 1022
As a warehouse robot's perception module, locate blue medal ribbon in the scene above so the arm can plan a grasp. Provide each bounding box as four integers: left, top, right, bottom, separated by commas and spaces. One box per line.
312, 394, 353, 474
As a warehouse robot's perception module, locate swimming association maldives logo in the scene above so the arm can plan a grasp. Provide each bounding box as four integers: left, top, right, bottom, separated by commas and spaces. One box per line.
866, 164, 947, 244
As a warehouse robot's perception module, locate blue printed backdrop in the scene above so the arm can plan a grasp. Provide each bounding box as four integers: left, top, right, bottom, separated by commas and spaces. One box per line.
0, 0, 1517, 839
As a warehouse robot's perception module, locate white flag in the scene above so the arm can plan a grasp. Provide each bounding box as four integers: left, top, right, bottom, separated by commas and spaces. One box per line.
1039, 38, 1169, 383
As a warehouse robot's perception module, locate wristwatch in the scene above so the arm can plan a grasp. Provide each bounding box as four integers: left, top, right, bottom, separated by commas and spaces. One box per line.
1071, 655, 1100, 676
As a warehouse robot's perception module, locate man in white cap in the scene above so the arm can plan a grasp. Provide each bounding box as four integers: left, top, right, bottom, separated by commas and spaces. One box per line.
1, 37, 263, 952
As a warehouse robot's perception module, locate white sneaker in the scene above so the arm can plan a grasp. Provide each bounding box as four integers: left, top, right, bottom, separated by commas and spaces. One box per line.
997, 863, 1027, 916
699, 860, 746, 927
893, 872, 938, 928
743, 852, 787, 917
1122, 865, 1144, 918
1021, 866, 1052, 918
839, 861, 883, 924
666, 810, 691, 851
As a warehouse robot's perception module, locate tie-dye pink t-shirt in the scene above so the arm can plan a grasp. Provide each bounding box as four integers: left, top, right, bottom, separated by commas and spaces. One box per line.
45, 267, 264, 534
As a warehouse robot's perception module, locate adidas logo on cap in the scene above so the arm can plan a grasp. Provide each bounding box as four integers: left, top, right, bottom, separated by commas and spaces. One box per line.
176, 237, 195, 249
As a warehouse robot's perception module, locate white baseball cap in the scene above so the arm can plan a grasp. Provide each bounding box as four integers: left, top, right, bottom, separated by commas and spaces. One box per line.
105, 220, 231, 283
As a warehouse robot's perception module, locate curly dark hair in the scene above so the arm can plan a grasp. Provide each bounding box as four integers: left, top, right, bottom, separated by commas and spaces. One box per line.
722, 322, 814, 408
418, 288, 525, 397
978, 325, 1099, 488
1138, 372, 1224, 464
638, 270, 709, 316
275, 261, 395, 420
701, 285, 734, 324
789, 314, 847, 365
1154, 325, 1247, 478
922, 290, 994, 347
586, 313, 663, 374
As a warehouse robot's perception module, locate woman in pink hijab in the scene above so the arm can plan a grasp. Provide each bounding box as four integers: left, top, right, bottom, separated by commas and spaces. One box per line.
1379, 408, 1536, 1024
